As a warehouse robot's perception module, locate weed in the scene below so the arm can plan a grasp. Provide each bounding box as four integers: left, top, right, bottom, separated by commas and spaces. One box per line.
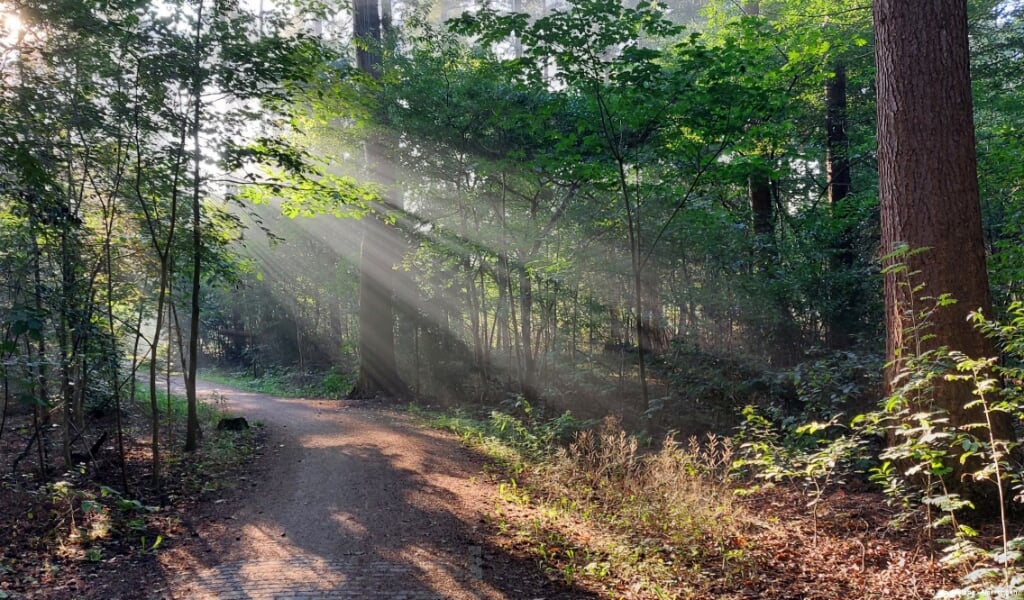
84, 548, 103, 562
138, 535, 162, 555
497, 479, 530, 506
734, 406, 868, 541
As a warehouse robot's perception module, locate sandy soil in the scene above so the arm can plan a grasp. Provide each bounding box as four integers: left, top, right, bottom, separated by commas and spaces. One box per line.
155, 380, 594, 599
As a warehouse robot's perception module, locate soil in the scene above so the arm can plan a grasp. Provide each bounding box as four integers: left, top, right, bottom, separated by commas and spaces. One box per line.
149, 380, 593, 599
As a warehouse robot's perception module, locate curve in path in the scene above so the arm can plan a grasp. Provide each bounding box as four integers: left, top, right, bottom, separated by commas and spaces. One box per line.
159, 381, 593, 600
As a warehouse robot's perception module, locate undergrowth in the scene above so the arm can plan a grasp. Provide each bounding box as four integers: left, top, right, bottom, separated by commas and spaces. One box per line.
414, 400, 752, 596
198, 366, 353, 399
5, 385, 262, 571
735, 253, 1024, 600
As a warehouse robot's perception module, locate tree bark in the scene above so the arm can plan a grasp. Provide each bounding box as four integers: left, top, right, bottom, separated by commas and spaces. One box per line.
354, 0, 381, 76
184, 0, 205, 453
875, 0, 1015, 438
749, 173, 773, 239
351, 216, 406, 398
518, 251, 537, 401
826, 63, 850, 207
348, 0, 407, 399
826, 61, 856, 349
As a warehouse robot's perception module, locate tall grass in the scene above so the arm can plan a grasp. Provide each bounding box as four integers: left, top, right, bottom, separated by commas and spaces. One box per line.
422, 406, 752, 596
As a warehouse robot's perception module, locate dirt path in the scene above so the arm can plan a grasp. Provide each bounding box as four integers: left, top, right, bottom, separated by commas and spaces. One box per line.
156, 381, 593, 600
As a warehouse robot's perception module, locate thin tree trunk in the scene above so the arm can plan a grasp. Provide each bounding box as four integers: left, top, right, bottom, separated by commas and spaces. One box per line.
28, 211, 50, 473
184, 0, 206, 453
826, 61, 855, 349
103, 209, 130, 494
480, 268, 491, 377
166, 289, 174, 447
518, 252, 537, 401
57, 223, 74, 468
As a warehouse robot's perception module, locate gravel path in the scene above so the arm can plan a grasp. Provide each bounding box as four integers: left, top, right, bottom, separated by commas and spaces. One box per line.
158, 381, 591, 600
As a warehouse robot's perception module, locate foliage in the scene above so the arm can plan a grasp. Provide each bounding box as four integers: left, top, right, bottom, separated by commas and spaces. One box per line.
737, 265, 1024, 598
790, 350, 884, 421
198, 367, 356, 399
421, 398, 586, 460
733, 405, 869, 539
45, 480, 163, 561
423, 402, 750, 595
927, 307, 1024, 600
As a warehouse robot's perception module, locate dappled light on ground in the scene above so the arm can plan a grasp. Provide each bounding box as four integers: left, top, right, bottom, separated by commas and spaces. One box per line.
159, 381, 596, 599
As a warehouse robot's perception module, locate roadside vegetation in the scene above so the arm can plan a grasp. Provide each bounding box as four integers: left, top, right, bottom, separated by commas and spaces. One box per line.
411, 400, 949, 598
0, 386, 260, 599
3, 0, 1024, 598
407, 302, 1024, 599
198, 367, 354, 400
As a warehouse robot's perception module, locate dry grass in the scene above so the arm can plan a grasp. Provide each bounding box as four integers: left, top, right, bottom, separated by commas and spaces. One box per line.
473, 415, 955, 599
484, 417, 756, 597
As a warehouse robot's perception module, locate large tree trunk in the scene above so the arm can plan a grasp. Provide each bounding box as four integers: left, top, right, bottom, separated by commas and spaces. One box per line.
348, 0, 406, 398
875, 0, 1015, 451
351, 216, 406, 398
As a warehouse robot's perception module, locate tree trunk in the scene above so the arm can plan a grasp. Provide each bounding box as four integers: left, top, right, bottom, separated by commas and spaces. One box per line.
875, 0, 1015, 458
184, 0, 206, 453
354, 0, 381, 76
518, 252, 537, 401
351, 216, 406, 398
640, 275, 669, 355
749, 171, 799, 365
749, 173, 773, 239
349, 0, 407, 399
101, 195, 130, 493
826, 63, 850, 206
29, 213, 50, 474
826, 61, 856, 349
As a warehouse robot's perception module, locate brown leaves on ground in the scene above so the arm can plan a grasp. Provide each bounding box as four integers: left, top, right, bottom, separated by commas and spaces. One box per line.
2, 402, 960, 600
0, 404, 261, 600
484, 483, 956, 599
472, 422, 958, 599
722, 487, 952, 599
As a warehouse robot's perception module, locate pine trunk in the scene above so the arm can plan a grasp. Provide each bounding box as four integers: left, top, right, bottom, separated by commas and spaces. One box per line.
875, 0, 1016, 464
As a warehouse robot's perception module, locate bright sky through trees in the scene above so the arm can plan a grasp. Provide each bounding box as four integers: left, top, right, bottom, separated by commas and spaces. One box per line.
1, 11, 19, 43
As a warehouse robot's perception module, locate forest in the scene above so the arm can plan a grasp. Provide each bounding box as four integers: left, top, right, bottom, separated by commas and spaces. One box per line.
2, 0, 1024, 598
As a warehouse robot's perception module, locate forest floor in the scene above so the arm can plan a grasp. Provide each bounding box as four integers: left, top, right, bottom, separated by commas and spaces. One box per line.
0, 380, 595, 599
1, 380, 963, 599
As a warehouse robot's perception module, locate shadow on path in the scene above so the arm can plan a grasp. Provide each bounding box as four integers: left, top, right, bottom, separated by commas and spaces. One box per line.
155, 381, 598, 599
